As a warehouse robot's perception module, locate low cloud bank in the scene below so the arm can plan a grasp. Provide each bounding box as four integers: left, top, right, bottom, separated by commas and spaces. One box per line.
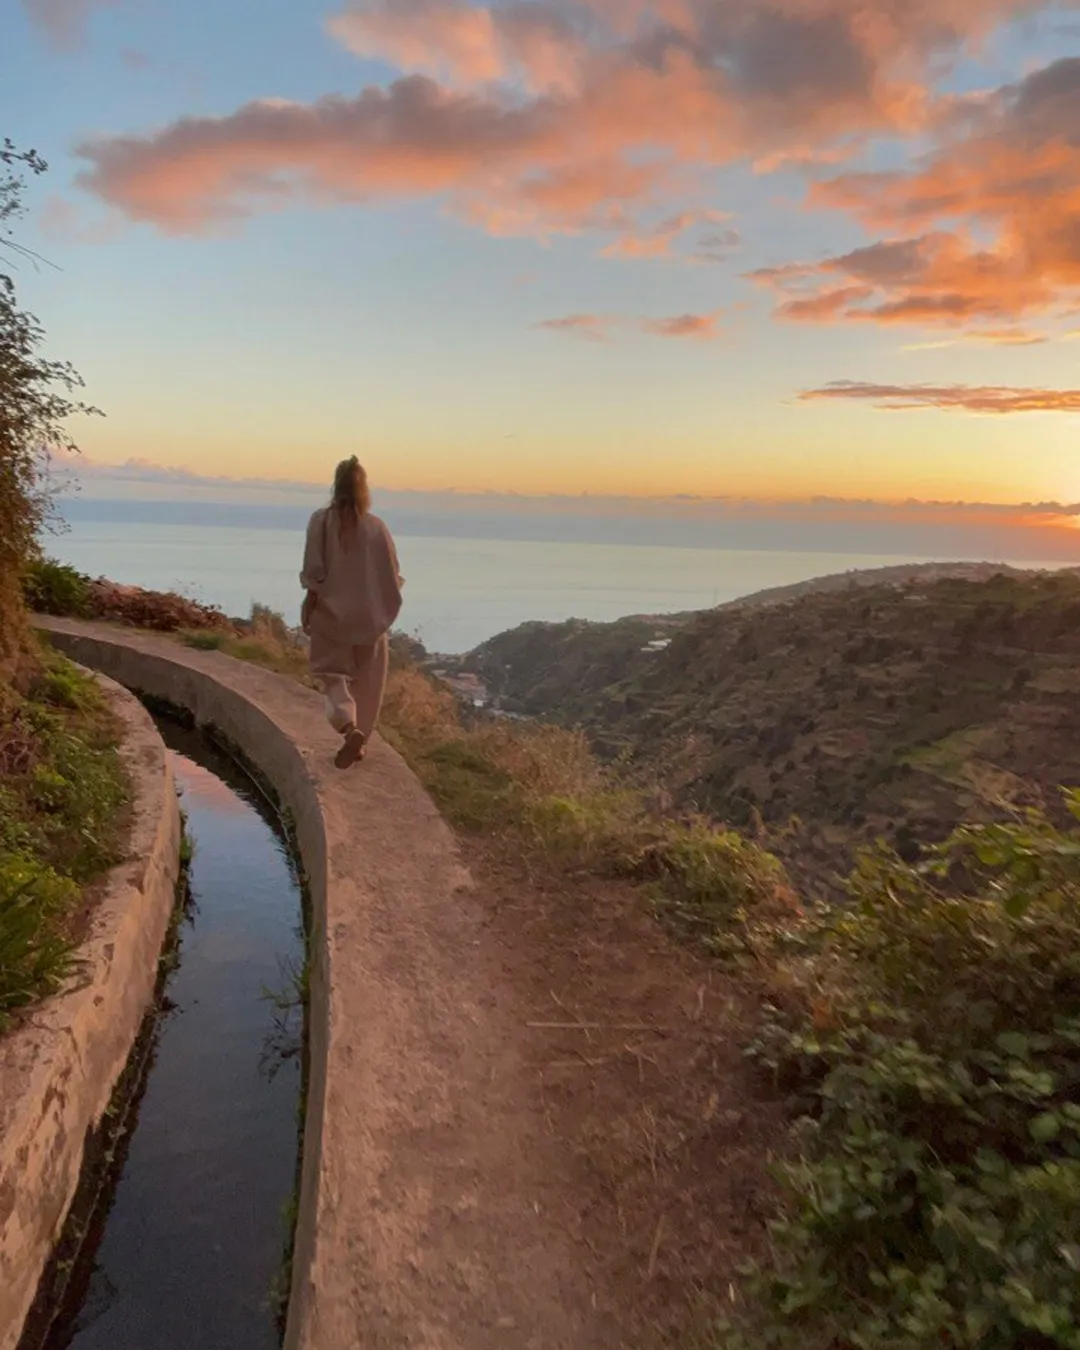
51, 457, 1080, 564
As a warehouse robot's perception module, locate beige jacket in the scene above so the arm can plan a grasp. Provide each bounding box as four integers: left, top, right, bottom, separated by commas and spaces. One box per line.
300, 508, 403, 653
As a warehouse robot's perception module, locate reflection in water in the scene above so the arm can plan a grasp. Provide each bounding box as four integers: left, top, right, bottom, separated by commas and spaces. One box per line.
44, 724, 305, 1350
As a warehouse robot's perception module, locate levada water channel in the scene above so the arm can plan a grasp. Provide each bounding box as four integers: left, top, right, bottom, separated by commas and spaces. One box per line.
22, 717, 307, 1350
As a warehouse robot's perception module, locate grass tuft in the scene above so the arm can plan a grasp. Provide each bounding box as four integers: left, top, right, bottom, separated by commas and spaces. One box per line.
0, 646, 130, 1029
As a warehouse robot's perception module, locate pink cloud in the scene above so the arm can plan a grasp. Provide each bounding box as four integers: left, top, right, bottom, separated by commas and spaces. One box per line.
757, 57, 1080, 331
37, 195, 121, 243
21, 0, 116, 49
535, 312, 617, 342
639, 310, 723, 340
75, 0, 1079, 243
600, 209, 737, 260
328, 1, 585, 93
539, 308, 723, 341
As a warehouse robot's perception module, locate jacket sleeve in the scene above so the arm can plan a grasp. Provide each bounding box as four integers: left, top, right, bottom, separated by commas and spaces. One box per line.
300, 511, 328, 591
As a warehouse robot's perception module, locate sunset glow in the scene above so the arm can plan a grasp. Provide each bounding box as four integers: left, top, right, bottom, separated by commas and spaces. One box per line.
7, 0, 1080, 511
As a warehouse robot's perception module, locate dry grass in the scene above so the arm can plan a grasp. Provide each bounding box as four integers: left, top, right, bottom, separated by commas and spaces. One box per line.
178, 604, 315, 686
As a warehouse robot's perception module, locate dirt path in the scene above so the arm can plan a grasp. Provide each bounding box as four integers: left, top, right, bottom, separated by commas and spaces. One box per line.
314, 753, 785, 1350
444, 840, 786, 1348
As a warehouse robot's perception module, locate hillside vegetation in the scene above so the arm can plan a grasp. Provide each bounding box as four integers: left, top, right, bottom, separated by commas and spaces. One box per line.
465, 569, 1080, 890
0, 143, 129, 1029
0, 654, 130, 1027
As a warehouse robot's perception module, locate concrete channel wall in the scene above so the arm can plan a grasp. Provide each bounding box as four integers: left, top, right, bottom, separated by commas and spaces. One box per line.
32, 620, 476, 1350
0, 674, 181, 1350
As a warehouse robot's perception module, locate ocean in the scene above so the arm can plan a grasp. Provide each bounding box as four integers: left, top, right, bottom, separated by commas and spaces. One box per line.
45, 518, 1066, 655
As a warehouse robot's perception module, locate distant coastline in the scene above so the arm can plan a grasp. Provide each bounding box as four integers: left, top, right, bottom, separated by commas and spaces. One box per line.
56, 489, 1080, 566
47, 508, 1080, 657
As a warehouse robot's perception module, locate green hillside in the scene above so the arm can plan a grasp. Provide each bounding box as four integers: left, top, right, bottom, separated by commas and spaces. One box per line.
463, 569, 1080, 890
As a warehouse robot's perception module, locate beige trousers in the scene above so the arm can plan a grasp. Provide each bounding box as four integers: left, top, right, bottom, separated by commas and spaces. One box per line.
312, 633, 389, 738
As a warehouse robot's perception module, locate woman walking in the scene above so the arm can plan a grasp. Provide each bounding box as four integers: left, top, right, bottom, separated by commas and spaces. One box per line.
300, 458, 404, 769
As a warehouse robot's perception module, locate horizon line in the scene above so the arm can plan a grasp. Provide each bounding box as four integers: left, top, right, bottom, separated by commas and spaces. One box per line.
50, 455, 1080, 515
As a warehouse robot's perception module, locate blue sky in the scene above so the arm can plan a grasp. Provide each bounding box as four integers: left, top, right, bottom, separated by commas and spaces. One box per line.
6, 0, 1080, 510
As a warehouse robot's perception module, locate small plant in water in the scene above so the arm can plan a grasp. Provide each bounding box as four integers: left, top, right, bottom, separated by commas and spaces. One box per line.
259, 954, 308, 1082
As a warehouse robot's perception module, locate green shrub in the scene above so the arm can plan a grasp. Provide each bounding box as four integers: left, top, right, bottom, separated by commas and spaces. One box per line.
525, 789, 642, 863
0, 853, 79, 1028
0, 144, 99, 663
7, 657, 129, 881
21, 558, 90, 617
36, 660, 94, 709
740, 795, 1080, 1349
650, 823, 789, 914
182, 631, 226, 651
417, 739, 522, 832
640, 821, 799, 960
0, 654, 128, 1026
249, 602, 293, 645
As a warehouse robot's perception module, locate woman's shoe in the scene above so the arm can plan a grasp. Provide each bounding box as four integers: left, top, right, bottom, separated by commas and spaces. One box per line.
335, 727, 367, 769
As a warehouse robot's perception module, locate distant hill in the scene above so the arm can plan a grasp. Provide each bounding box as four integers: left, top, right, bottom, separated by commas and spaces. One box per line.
460, 565, 1080, 892
709, 559, 1075, 612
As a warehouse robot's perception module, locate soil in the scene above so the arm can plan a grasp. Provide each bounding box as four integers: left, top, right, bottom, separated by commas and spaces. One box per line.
446, 828, 787, 1347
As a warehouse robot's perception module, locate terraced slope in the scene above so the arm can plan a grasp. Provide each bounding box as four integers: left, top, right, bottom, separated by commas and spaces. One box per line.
464, 571, 1080, 889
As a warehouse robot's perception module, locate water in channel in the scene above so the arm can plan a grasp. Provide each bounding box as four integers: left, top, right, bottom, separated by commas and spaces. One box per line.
41, 721, 306, 1350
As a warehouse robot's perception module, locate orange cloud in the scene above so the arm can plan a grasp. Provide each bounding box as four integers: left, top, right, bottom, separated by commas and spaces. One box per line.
75, 0, 1071, 242
539, 308, 723, 341
902, 328, 1048, 350
535, 313, 617, 342
759, 57, 1080, 332
329, 3, 506, 84
328, 1, 585, 92
639, 310, 723, 340
76, 80, 556, 233
755, 230, 1059, 327
799, 381, 1080, 413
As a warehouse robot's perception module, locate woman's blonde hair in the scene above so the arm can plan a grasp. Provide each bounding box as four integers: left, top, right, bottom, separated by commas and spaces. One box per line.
331, 457, 371, 536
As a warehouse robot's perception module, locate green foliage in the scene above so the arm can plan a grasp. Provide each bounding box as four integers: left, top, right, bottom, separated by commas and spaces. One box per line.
628, 820, 801, 964
22, 558, 90, 617
739, 796, 1080, 1349
525, 789, 640, 862
0, 654, 128, 1024
0, 852, 79, 1029
18, 661, 130, 880
418, 739, 522, 832
648, 823, 791, 920
37, 660, 94, 709
178, 603, 313, 683
0, 143, 99, 657
182, 631, 226, 651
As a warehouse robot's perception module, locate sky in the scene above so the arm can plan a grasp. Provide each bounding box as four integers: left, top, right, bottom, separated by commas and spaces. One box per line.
5, 0, 1080, 515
